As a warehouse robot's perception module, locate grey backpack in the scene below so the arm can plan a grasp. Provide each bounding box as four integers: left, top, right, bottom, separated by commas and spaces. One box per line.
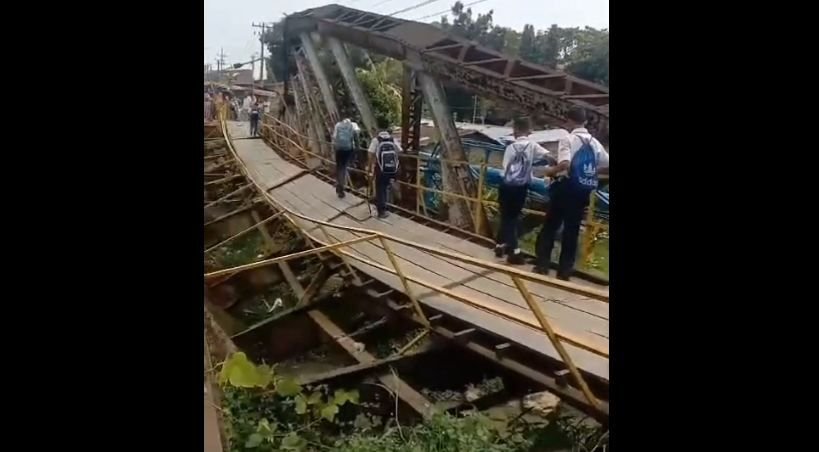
502, 142, 532, 186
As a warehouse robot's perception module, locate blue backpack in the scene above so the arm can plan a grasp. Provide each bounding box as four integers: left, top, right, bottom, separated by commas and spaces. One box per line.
568, 136, 598, 194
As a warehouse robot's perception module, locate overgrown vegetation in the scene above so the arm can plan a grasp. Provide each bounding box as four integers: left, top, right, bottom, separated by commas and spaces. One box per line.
209, 231, 269, 270
215, 351, 608, 451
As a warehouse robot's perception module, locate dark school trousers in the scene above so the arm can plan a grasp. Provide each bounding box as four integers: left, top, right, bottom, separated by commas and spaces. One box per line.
496, 183, 528, 251
535, 179, 589, 277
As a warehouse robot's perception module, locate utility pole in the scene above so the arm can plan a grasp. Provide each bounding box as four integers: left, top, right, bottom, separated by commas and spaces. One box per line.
251, 22, 270, 87
472, 95, 478, 124
217, 48, 227, 73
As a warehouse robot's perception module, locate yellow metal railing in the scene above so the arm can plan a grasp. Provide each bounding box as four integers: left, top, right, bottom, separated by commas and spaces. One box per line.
208, 112, 608, 411
259, 113, 608, 274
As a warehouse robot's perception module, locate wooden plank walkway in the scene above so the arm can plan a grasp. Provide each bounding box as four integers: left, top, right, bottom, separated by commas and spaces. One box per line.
225, 122, 610, 381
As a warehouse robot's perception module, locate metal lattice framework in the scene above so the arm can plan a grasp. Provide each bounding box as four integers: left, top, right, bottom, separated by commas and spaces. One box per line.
284, 4, 609, 144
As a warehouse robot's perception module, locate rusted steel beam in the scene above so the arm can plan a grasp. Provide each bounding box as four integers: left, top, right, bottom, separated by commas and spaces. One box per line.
299, 32, 339, 121
294, 60, 332, 159
326, 37, 378, 137
284, 5, 609, 144
463, 57, 507, 66
508, 73, 567, 82
417, 73, 478, 231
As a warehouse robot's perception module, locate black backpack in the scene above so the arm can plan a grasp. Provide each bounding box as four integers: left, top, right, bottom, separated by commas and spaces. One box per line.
376, 138, 399, 176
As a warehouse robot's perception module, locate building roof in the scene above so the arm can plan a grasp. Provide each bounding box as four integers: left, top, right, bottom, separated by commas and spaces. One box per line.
498, 128, 569, 145
204, 69, 254, 86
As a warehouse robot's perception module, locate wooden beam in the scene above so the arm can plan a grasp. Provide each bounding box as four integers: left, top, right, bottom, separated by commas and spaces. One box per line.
230, 290, 338, 339
250, 210, 277, 249
453, 328, 475, 342
205, 174, 243, 187
204, 203, 256, 227
205, 159, 235, 173
204, 234, 378, 280
307, 310, 435, 418
300, 341, 436, 386
278, 261, 306, 299
204, 183, 254, 209
494, 342, 512, 358
205, 211, 285, 254
297, 265, 331, 306
266, 169, 308, 192
356, 289, 609, 419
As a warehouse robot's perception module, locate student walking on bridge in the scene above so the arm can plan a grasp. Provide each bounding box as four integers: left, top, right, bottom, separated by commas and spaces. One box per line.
495, 117, 550, 265
534, 106, 609, 280
332, 118, 361, 198
368, 128, 401, 219
249, 102, 260, 137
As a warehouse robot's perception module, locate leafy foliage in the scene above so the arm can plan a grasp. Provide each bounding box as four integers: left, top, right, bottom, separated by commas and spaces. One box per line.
435, 2, 608, 85
218, 351, 608, 452
356, 59, 402, 129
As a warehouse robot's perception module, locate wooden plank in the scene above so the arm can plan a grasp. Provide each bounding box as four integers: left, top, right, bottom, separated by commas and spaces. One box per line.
228, 127, 610, 380
328, 215, 609, 345
262, 186, 609, 377
307, 310, 435, 418
307, 223, 609, 378
355, 206, 608, 321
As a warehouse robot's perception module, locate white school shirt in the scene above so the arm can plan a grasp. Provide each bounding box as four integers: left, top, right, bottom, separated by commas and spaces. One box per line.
501, 136, 550, 179
554, 128, 609, 177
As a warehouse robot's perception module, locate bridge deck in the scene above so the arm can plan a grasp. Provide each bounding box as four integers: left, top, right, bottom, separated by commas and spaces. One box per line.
226, 122, 609, 381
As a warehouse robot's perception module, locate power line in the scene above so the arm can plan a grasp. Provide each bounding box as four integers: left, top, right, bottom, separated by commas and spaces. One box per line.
387, 0, 444, 17
366, 0, 398, 8
411, 0, 490, 21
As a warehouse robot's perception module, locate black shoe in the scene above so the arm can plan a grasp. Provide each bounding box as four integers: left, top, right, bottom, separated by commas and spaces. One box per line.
532, 266, 549, 276
494, 245, 505, 258
556, 273, 571, 281
377, 211, 390, 219
337, 191, 345, 199
507, 252, 525, 265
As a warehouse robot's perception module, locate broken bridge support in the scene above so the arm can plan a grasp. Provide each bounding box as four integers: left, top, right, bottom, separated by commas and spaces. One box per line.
299, 32, 339, 122
326, 37, 378, 137
294, 58, 332, 159
417, 73, 481, 231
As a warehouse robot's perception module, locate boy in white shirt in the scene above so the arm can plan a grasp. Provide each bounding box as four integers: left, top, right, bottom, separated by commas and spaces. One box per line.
495, 117, 550, 265
535, 106, 609, 280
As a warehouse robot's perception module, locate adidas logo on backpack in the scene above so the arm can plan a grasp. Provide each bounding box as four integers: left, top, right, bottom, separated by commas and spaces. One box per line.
569, 136, 598, 193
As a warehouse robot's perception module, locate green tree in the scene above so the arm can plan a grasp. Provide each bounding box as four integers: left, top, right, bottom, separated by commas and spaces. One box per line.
564, 28, 609, 86
519, 25, 537, 62
356, 59, 402, 128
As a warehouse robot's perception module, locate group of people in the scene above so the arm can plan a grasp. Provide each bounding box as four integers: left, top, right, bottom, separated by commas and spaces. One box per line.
495, 107, 608, 280
329, 106, 608, 281
332, 118, 400, 219
203, 91, 267, 139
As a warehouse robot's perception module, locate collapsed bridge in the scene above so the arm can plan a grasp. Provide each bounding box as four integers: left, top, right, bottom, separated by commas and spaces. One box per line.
205, 2, 610, 425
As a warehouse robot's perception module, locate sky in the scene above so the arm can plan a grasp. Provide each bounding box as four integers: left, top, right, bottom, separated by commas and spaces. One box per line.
204, 0, 609, 77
